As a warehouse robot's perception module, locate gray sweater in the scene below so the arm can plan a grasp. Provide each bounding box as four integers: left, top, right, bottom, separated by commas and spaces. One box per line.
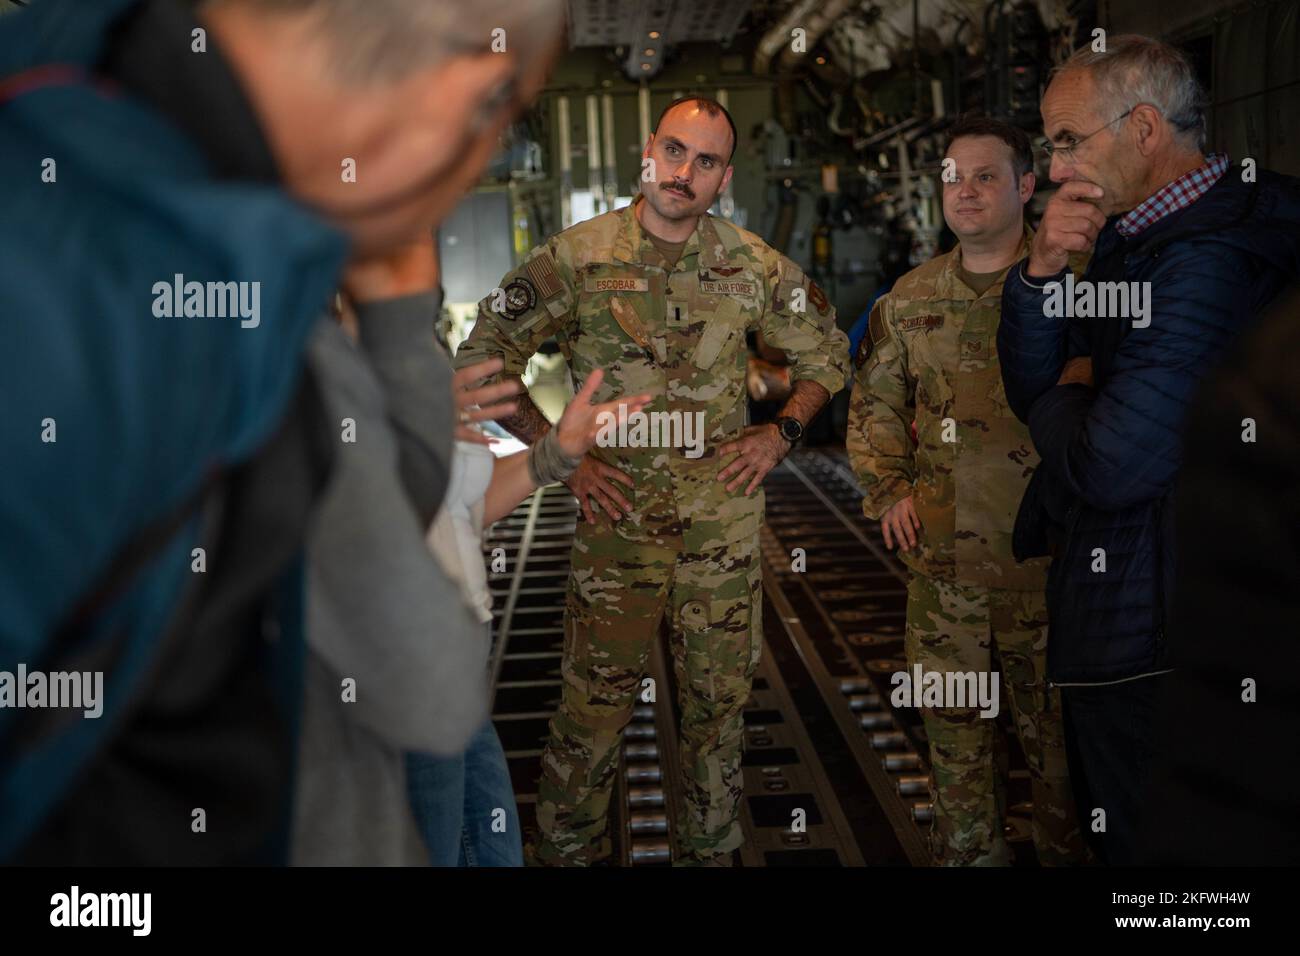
291, 293, 489, 867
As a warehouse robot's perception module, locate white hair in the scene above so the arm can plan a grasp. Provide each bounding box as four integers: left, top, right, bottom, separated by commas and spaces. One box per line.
209, 0, 566, 85
1054, 34, 1208, 150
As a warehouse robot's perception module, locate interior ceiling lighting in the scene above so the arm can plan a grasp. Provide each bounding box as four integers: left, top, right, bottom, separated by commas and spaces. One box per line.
621, 20, 668, 81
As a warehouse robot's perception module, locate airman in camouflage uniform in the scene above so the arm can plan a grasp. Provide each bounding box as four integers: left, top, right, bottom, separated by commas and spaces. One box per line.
457, 193, 849, 865
847, 222, 1088, 866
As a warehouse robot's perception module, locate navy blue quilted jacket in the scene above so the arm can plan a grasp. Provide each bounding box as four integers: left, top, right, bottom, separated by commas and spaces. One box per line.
999, 166, 1300, 684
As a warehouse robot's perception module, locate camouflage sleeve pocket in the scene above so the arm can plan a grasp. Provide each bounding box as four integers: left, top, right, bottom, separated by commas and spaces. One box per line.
690, 297, 745, 369
868, 419, 912, 457
774, 258, 805, 305
906, 332, 954, 408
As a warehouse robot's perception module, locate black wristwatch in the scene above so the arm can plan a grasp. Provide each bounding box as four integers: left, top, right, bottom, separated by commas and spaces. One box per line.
774, 416, 804, 445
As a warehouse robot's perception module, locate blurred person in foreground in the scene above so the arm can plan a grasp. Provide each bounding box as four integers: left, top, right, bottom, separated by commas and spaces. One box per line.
0, 0, 563, 864
1140, 285, 1300, 866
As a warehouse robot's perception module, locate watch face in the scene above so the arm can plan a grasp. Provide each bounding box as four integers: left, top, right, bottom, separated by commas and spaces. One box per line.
780, 419, 801, 441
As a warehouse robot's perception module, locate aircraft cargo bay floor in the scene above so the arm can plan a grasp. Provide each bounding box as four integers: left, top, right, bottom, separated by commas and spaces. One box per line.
485, 447, 1042, 867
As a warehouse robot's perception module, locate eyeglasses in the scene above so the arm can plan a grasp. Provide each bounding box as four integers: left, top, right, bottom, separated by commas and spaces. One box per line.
1038, 108, 1133, 165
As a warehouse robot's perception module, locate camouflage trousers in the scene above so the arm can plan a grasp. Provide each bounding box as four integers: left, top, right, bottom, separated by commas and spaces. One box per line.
905, 573, 1087, 866
531, 520, 762, 866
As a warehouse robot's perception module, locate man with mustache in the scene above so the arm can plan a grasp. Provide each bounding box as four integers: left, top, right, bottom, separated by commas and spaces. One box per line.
848, 115, 1088, 866
456, 96, 850, 866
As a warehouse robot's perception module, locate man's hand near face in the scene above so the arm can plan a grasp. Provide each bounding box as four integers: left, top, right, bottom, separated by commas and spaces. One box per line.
1027, 181, 1107, 278
341, 232, 440, 303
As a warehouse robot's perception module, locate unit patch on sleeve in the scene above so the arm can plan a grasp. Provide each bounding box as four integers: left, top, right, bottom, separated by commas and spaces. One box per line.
855, 302, 888, 369
502, 277, 538, 318
854, 335, 872, 369
808, 280, 830, 315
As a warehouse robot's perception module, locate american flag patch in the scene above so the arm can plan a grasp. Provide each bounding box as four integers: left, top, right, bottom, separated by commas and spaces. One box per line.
526, 252, 564, 300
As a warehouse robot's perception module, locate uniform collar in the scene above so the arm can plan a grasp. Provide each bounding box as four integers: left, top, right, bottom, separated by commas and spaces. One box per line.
941, 223, 1034, 300
691, 213, 730, 269
614, 195, 729, 270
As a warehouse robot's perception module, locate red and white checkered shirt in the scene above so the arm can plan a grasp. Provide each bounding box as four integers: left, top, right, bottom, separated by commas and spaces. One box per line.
1115, 153, 1230, 237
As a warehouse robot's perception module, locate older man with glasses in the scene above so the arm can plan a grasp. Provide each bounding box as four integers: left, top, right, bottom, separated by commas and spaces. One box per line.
996, 34, 1300, 864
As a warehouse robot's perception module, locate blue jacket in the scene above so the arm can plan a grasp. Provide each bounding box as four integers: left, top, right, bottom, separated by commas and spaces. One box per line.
998, 165, 1300, 684
0, 0, 348, 859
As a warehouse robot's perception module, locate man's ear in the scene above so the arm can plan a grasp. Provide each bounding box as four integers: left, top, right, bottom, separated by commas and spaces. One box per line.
720, 164, 735, 194
1019, 170, 1036, 203
1130, 103, 1163, 157
642, 133, 655, 157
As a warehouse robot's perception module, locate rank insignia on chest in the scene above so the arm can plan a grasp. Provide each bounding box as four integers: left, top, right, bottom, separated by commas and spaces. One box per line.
897, 313, 945, 332
502, 278, 538, 318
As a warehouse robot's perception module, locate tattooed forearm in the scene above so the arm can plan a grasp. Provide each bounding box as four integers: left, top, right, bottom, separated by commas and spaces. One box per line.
496, 376, 553, 445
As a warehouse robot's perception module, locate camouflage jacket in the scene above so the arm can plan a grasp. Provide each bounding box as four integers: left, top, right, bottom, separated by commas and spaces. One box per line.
846, 229, 1051, 590
456, 196, 850, 552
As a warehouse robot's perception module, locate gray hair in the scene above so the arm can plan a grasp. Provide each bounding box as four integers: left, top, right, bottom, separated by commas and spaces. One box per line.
1053, 34, 1207, 150
210, 0, 566, 85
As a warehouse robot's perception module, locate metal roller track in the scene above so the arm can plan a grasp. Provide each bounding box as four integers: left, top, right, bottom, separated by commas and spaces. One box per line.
625, 635, 678, 866
762, 447, 1047, 864
761, 551, 933, 864
640, 605, 868, 867
764, 450, 1040, 858
761, 447, 937, 864
734, 614, 867, 866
